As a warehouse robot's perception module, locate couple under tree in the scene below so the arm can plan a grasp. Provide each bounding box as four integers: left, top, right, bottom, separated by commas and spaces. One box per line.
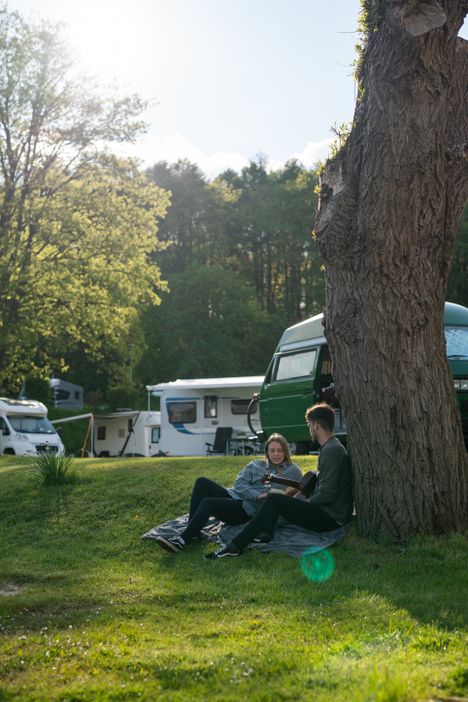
153, 403, 353, 560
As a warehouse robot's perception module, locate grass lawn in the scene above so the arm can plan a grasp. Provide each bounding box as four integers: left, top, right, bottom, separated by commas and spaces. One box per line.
0, 455, 467, 702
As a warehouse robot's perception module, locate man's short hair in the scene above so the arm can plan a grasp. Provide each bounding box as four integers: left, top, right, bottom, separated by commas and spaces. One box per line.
305, 403, 335, 433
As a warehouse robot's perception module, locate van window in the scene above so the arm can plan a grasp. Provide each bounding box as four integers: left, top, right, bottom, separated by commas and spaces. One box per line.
0, 417, 9, 435
445, 326, 468, 358
274, 349, 317, 381
151, 427, 160, 443
168, 402, 197, 424
204, 396, 218, 418
97, 426, 106, 440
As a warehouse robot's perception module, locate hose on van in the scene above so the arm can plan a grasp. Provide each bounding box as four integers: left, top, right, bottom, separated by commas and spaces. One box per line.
247, 393, 260, 437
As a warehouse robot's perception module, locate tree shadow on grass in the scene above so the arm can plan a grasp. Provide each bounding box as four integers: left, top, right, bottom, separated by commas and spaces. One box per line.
141, 527, 467, 631
1, 463, 466, 640
1, 528, 466, 650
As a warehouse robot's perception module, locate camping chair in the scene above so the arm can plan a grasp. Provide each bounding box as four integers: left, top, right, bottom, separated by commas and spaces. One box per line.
205, 427, 233, 456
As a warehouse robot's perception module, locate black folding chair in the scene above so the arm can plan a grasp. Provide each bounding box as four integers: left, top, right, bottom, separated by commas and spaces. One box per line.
205, 427, 233, 456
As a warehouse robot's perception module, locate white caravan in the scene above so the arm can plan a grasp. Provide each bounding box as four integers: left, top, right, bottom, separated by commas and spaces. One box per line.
146, 376, 264, 456
0, 398, 65, 456
93, 410, 162, 457
49, 378, 84, 410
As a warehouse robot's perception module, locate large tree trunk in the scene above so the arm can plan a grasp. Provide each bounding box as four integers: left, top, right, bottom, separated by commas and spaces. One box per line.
315, 0, 468, 541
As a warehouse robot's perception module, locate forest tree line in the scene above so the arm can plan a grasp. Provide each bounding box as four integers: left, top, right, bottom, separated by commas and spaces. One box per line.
0, 5, 466, 409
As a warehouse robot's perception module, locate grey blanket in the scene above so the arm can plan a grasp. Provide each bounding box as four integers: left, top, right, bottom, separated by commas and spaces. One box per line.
142, 514, 347, 558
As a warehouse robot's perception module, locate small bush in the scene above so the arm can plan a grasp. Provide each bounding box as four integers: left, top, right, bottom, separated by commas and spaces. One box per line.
31, 453, 81, 486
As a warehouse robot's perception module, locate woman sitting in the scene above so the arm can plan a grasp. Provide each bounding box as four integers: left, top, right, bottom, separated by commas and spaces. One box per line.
154, 433, 302, 553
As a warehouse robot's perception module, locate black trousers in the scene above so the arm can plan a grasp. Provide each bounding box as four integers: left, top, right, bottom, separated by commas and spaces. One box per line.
232, 492, 340, 550
181, 477, 250, 543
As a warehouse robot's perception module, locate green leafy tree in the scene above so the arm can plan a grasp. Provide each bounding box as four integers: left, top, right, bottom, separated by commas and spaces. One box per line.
148, 158, 323, 321
137, 265, 281, 384
0, 5, 169, 393
146, 160, 218, 273
215, 159, 322, 323
141, 158, 323, 389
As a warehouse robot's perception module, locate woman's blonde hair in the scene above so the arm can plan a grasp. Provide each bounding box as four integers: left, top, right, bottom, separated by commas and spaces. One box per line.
265, 433, 292, 465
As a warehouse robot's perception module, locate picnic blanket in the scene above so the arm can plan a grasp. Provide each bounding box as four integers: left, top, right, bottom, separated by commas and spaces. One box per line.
142, 514, 347, 558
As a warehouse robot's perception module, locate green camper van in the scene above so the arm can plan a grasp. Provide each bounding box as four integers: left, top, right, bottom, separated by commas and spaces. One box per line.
250, 302, 468, 452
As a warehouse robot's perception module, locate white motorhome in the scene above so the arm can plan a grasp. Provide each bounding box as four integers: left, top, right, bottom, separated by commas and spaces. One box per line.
93, 410, 161, 457
146, 376, 264, 456
0, 398, 65, 456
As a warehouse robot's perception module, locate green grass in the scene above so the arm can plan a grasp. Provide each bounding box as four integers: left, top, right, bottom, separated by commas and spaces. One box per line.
29, 454, 82, 486
0, 455, 466, 702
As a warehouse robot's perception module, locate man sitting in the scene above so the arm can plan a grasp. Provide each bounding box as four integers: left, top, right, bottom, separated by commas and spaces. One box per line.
205, 402, 353, 559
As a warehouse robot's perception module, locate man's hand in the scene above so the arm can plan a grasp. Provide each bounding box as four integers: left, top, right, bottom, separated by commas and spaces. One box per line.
285, 486, 300, 496
256, 492, 269, 500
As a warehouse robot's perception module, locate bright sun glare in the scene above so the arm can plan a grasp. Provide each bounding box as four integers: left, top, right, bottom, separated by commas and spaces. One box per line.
57, 0, 155, 89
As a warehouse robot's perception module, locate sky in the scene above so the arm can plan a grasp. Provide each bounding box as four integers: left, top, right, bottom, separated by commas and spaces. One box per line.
8, 0, 468, 178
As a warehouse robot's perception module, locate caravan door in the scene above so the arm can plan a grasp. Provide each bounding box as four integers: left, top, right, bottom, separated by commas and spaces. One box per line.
163, 396, 203, 455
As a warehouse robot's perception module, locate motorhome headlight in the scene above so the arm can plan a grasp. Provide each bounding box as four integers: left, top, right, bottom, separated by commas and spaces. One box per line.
15, 433, 29, 441
453, 379, 468, 391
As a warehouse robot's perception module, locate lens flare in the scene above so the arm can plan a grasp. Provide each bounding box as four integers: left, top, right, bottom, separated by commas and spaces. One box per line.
300, 547, 335, 582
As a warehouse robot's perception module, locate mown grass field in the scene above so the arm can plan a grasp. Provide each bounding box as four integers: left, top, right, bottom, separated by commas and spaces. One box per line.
0, 455, 467, 702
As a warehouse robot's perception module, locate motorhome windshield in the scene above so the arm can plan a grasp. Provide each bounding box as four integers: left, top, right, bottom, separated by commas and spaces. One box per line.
7, 415, 56, 434
445, 326, 468, 359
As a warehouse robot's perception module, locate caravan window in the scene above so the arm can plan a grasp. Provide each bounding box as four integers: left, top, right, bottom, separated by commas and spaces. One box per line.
231, 399, 256, 415
168, 402, 197, 424
204, 396, 218, 418
274, 348, 317, 381
151, 427, 160, 443
97, 426, 106, 440
54, 389, 70, 401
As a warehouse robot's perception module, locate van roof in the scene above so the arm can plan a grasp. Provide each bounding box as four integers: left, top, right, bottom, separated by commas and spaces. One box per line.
276, 313, 325, 351
445, 302, 468, 325
277, 302, 468, 352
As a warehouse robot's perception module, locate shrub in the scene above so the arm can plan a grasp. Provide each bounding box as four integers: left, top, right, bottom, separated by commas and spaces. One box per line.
31, 453, 81, 486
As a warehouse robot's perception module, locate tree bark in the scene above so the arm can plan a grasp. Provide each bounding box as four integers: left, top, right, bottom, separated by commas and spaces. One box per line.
315, 0, 468, 541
